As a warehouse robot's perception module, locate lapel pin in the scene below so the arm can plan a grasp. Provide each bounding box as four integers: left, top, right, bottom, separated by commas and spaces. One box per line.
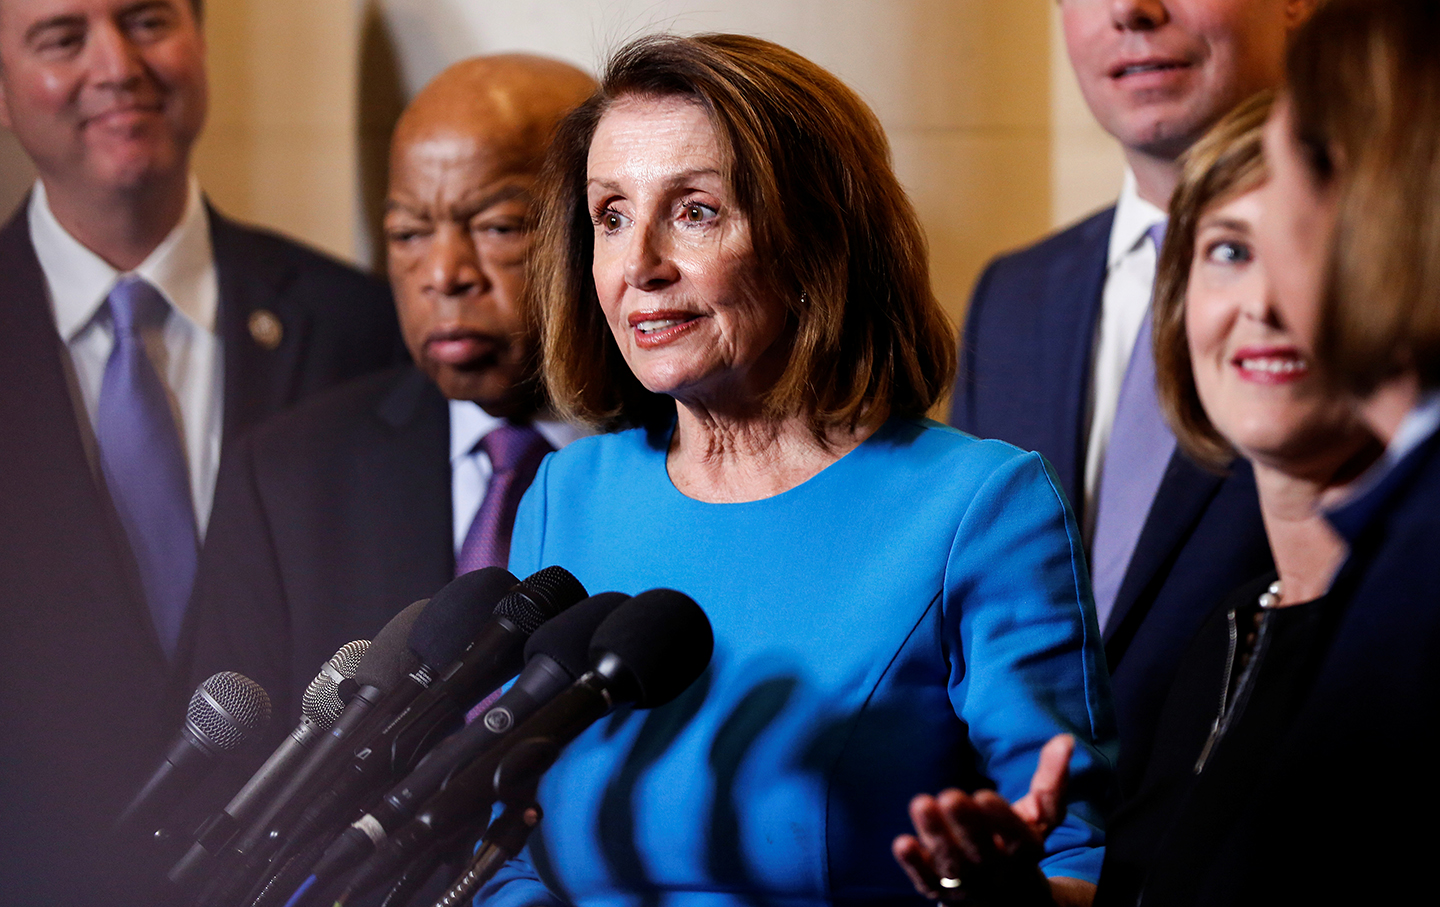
248, 309, 284, 351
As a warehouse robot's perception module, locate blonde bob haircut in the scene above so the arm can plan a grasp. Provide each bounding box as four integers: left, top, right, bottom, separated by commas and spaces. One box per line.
529, 33, 955, 434
1153, 91, 1275, 471
1289, 0, 1440, 395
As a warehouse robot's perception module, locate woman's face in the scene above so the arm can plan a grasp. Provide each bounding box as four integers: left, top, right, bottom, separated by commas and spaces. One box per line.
586, 95, 788, 408
1255, 94, 1338, 357
1186, 186, 1369, 475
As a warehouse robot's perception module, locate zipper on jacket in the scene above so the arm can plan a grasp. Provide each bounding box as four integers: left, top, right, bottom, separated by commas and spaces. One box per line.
1193, 608, 1240, 773
1194, 609, 1273, 774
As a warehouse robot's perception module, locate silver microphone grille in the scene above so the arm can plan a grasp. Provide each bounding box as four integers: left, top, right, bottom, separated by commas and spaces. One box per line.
187, 672, 272, 753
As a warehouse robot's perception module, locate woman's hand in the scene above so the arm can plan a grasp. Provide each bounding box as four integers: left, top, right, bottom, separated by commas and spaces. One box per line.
892, 734, 1090, 907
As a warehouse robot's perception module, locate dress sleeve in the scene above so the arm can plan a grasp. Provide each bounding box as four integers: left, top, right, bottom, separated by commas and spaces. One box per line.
945, 448, 1118, 883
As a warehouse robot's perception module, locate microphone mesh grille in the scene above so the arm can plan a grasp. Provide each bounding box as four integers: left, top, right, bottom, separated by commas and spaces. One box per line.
496, 566, 587, 634
301, 670, 346, 729
189, 672, 271, 752
329, 639, 370, 679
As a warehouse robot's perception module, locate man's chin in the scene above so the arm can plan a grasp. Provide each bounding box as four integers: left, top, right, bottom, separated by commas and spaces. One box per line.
433, 368, 536, 418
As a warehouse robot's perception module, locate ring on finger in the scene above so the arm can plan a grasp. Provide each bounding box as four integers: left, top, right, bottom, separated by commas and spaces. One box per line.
938, 876, 963, 890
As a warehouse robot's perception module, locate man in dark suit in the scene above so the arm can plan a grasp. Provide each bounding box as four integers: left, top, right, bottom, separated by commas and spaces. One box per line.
186, 54, 596, 730
0, 0, 399, 901
951, 0, 1315, 790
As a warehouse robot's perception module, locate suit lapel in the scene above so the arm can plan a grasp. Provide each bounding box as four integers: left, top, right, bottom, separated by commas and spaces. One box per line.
1104, 450, 1228, 647
210, 207, 311, 442
0, 207, 171, 670
1041, 210, 1112, 509
378, 367, 457, 580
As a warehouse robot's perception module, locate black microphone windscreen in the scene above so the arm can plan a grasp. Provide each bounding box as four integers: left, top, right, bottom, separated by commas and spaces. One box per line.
191, 672, 272, 753
408, 567, 519, 670
354, 600, 427, 690
497, 566, 587, 635
590, 589, 713, 709
524, 592, 632, 677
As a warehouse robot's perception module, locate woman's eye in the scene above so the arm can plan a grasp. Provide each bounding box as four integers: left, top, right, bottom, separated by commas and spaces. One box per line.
1206, 239, 1253, 265
596, 208, 629, 233
681, 203, 717, 224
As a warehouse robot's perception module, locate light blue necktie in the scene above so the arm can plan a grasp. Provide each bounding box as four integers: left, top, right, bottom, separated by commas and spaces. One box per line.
1090, 222, 1176, 633
96, 277, 198, 659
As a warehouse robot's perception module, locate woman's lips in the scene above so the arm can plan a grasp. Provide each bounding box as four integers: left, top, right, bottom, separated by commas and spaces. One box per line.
1232, 347, 1310, 385
629, 311, 703, 348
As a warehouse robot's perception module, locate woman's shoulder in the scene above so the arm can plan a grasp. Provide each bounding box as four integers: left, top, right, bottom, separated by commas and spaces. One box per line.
875, 417, 1053, 481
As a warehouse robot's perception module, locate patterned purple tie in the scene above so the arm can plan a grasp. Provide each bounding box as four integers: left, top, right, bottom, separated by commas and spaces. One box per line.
455, 423, 553, 577
1089, 222, 1176, 632
96, 277, 199, 659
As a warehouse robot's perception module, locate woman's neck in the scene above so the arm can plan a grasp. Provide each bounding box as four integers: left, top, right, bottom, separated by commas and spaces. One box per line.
1252, 462, 1349, 605
667, 402, 881, 503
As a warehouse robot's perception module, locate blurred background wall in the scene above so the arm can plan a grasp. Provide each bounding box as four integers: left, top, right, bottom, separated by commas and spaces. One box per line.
0, 0, 1123, 329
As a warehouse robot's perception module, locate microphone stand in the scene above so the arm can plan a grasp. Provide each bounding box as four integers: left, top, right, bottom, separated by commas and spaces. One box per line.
429, 800, 542, 907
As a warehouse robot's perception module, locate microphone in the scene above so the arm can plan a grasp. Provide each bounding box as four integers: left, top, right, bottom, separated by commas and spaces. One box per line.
277, 567, 588, 873
116, 672, 272, 839
168, 640, 369, 888
345, 589, 713, 899
203, 601, 426, 900
311, 592, 630, 880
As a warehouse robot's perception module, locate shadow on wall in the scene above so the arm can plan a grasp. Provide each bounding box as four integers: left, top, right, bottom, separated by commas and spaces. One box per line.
0, 129, 36, 220
356, 1, 407, 279
355, 0, 476, 277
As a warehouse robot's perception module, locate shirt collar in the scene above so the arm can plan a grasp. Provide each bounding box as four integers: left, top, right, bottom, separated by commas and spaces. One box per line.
30, 177, 216, 341
1325, 390, 1440, 542
1107, 169, 1168, 270
447, 399, 587, 463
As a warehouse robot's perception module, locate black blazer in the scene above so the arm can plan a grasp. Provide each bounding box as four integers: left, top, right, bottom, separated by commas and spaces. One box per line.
0, 203, 401, 906
185, 366, 455, 729
1128, 426, 1440, 906
949, 208, 1272, 791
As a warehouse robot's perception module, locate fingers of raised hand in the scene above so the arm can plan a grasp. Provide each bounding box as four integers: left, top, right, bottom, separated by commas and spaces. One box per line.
892, 831, 949, 901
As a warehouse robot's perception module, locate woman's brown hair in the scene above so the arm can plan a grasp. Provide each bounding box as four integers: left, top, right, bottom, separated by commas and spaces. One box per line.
1153, 91, 1274, 470
529, 33, 955, 433
1289, 0, 1440, 394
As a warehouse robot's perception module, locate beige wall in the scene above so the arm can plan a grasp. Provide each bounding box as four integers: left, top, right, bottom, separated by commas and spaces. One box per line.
3, 1, 1125, 332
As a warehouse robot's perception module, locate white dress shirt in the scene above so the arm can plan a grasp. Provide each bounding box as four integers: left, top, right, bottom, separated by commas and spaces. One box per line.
29, 178, 223, 537
1081, 171, 1168, 540
449, 400, 586, 557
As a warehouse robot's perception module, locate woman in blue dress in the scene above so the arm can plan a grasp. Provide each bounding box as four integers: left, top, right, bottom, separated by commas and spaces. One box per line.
483, 33, 1117, 907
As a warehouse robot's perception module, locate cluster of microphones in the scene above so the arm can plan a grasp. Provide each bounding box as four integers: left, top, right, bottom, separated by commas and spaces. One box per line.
117, 566, 715, 907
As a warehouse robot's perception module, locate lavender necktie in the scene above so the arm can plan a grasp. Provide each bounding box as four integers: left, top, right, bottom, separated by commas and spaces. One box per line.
1089, 222, 1176, 632
96, 277, 198, 659
455, 423, 553, 577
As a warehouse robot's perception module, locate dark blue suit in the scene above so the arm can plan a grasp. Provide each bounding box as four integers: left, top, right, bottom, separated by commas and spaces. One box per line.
950, 208, 1272, 791
185, 366, 455, 728
0, 202, 402, 906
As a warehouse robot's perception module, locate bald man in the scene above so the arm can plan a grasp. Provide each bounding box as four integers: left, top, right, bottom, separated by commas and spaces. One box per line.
184, 55, 596, 725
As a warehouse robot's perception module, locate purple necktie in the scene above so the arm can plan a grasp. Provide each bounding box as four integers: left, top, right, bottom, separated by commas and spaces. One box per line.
457, 423, 552, 724
455, 423, 553, 577
96, 277, 198, 659
1089, 222, 1175, 632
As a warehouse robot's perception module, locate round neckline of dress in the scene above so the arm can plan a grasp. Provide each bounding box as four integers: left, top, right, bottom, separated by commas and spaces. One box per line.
653, 415, 914, 507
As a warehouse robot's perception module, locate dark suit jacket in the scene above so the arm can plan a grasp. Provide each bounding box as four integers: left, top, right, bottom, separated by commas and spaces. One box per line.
1129, 426, 1440, 906
0, 202, 401, 906
950, 208, 1272, 791
185, 366, 454, 731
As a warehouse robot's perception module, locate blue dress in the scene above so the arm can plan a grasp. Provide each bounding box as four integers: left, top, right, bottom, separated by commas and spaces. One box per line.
484, 418, 1117, 907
